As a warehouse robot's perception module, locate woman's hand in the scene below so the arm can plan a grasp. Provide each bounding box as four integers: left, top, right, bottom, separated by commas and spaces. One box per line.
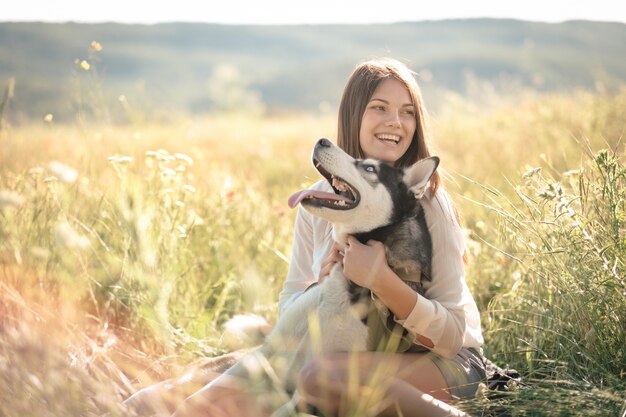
318, 242, 344, 283
342, 236, 392, 291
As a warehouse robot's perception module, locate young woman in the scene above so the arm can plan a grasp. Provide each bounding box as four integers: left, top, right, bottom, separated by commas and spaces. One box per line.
174, 58, 485, 417
279, 58, 485, 416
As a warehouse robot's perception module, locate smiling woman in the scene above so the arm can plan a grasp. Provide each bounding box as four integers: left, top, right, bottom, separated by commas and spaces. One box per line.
277, 58, 486, 417
359, 77, 417, 165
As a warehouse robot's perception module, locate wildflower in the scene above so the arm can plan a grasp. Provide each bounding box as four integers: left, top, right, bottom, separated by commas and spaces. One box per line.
225, 190, 237, 201
160, 168, 177, 178
187, 209, 204, 226
272, 203, 286, 217
79, 60, 91, 71
176, 225, 188, 238
183, 184, 196, 194
0, 190, 25, 208
108, 154, 133, 165
43, 113, 54, 123
522, 166, 541, 179
174, 153, 193, 166
90, 41, 103, 51
48, 161, 78, 184
475, 382, 488, 399
221, 175, 238, 201
53, 222, 90, 249
563, 169, 582, 177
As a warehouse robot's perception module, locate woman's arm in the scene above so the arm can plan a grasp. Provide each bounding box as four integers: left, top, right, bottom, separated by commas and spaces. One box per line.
342, 191, 472, 358
278, 206, 316, 315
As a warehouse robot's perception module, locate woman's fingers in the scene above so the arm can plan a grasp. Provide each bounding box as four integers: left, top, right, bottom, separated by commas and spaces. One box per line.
318, 244, 344, 280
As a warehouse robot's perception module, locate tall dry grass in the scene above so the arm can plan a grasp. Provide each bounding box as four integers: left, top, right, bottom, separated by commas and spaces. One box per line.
1, 84, 625, 415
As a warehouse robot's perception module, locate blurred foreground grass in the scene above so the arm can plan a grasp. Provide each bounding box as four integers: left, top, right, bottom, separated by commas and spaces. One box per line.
0, 90, 625, 416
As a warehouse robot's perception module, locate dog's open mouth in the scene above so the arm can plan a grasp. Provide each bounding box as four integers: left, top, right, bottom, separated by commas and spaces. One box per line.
287, 159, 360, 210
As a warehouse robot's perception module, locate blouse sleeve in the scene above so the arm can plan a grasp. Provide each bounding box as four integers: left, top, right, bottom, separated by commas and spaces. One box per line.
278, 205, 317, 315
394, 190, 473, 358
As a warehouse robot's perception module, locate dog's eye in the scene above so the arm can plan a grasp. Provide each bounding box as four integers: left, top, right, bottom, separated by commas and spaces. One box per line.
364, 165, 376, 173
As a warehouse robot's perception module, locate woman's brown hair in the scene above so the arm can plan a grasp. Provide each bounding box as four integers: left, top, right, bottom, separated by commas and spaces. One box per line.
336, 57, 440, 194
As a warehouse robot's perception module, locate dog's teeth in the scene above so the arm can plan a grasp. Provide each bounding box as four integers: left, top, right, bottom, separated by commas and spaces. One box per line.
332, 177, 349, 192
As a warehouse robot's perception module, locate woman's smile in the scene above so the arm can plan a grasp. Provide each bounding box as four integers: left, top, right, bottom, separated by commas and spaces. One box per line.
359, 77, 416, 165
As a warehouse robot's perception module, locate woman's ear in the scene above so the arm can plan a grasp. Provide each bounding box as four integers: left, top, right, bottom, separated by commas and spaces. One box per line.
402, 156, 440, 199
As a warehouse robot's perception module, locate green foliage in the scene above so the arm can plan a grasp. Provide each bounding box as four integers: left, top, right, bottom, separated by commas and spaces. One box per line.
458, 149, 626, 415
480, 150, 626, 382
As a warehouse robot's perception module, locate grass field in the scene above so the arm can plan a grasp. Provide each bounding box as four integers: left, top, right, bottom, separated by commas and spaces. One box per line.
1, 87, 625, 416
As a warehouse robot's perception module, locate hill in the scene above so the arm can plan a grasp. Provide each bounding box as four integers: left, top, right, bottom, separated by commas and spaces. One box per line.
1, 19, 625, 121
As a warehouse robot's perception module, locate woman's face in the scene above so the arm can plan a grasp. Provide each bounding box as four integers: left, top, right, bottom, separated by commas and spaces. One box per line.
359, 77, 416, 165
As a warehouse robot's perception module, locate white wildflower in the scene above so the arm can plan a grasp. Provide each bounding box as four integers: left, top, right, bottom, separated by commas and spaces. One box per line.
174, 153, 193, 166
108, 154, 133, 165
563, 169, 582, 177
522, 166, 541, 179
176, 225, 188, 238
48, 161, 78, 184
187, 209, 204, 226
0, 190, 25, 208
54, 222, 90, 249
161, 168, 177, 177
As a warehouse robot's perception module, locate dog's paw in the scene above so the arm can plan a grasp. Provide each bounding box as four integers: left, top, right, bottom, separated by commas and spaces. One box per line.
221, 314, 271, 350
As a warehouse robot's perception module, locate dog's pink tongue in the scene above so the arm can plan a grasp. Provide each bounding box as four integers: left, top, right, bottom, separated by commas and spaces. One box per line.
288, 189, 351, 208
288, 190, 311, 208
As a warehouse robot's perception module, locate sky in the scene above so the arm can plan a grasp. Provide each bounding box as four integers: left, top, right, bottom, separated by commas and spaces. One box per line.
3, 0, 626, 25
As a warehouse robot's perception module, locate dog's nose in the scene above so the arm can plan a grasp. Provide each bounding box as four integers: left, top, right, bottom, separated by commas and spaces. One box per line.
318, 138, 332, 148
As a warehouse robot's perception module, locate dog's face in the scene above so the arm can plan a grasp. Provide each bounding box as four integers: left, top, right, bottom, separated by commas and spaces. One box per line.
289, 138, 439, 243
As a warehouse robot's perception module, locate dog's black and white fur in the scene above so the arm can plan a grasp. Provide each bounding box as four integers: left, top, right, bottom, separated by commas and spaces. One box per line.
222, 138, 440, 414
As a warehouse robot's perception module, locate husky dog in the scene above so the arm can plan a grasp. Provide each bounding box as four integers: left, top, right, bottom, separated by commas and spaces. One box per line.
216, 138, 440, 414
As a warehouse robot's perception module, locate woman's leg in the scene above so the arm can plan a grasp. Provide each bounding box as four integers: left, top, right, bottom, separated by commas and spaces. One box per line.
374, 378, 468, 417
296, 351, 467, 417
171, 373, 273, 417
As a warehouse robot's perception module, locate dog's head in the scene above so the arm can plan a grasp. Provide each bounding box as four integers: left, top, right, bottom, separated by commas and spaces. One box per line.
288, 138, 439, 245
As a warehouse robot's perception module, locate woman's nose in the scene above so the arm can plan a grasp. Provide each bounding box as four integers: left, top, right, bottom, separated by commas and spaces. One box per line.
385, 110, 401, 128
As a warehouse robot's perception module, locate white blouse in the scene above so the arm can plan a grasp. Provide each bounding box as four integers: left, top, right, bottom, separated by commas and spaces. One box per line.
278, 180, 484, 359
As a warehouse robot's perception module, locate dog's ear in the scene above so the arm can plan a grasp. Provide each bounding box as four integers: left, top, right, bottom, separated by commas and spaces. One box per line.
403, 156, 440, 199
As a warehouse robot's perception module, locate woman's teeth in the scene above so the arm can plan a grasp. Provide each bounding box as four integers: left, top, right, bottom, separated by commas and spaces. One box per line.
376, 134, 400, 144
